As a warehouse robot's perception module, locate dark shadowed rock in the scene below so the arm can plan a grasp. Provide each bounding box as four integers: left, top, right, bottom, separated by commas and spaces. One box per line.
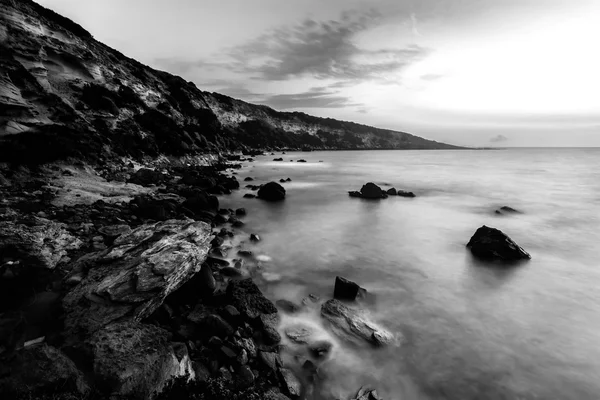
235, 208, 246, 216
386, 187, 397, 195
273, 158, 284, 161
495, 206, 522, 215
297, 159, 307, 163
321, 299, 393, 346
397, 190, 416, 198
243, 193, 256, 199
198, 263, 216, 293
227, 278, 277, 319
466, 225, 531, 261
238, 365, 255, 387
244, 177, 254, 181
128, 168, 164, 186
250, 233, 261, 242
260, 313, 281, 344
257, 182, 286, 202
98, 224, 131, 243
259, 351, 282, 374
279, 368, 302, 397
276, 299, 301, 313
348, 191, 362, 198
309, 340, 333, 359
203, 314, 234, 338
360, 182, 386, 199
334, 276, 366, 301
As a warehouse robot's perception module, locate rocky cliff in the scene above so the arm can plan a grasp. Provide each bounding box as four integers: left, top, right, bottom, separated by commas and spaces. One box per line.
0, 0, 460, 165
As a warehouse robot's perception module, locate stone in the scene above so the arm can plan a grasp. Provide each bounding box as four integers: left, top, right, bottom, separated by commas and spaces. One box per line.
466, 225, 531, 261
244, 177, 254, 181
397, 190, 416, 198
260, 313, 282, 345
128, 168, 164, 186
257, 182, 286, 202
321, 299, 394, 346
197, 263, 216, 293
334, 276, 366, 301
221, 305, 242, 326
360, 182, 386, 199
220, 345, 237, 360
250, 233, 261, 242
386, 187, 397, 195
276, 299, 301, 313
348, 191, 362, 198
309, 340, 333, 358
243, 193, 256, 199
0, 218, 82, 270
238, 250, 253, 257
220, 267, 243, 277
235, 208, 246, 216
237, 348, 249, 365
235, 337, 257, 358
90, 321, 193, 398
279, 368, 302, 397
62, 220, 212, 339
238, 365, 254, 387
208, 336, 223, 348
193, 361, 211, 383
203, 314, 234, 339
227, 279, 277, 319
98, 224, 132, 243
496, 206, 521, 215
273, 158, 284, 161
285, 325, 313, 344
259, 351, 282, 374
297, 159, 307, 163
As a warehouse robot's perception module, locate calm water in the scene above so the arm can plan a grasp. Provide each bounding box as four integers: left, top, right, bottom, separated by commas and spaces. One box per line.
220, 149, 600, 400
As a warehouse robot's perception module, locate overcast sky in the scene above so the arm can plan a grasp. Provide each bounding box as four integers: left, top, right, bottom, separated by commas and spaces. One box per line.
38, 0, 600, 146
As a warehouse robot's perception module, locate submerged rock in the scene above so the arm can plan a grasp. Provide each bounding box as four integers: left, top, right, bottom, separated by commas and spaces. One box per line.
495, 206, 521, 215
321, 299, 393, 346
257, 182, 286, 201
397, 190, 416, 198
360, 182, 386, 199
333, 276, 366, 301
466, 225, 531, 261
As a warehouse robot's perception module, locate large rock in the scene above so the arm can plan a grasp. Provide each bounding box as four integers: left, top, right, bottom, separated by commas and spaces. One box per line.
333, 276, 366, 301
90, 321, 193, 399
359, 182, 386, 199
227, 278, 277, 320
129, 168, 164, 186
279, 368, 302, 397
321, 299, 393, 346
466, 225, 531, 261
257, 182, 286, 202
0, 344, 89, 398
0, 218, 82, 269
63, 219, 212, 338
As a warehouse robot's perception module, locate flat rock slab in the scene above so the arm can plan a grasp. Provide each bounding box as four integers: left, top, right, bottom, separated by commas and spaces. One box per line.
63, 219, 212, 337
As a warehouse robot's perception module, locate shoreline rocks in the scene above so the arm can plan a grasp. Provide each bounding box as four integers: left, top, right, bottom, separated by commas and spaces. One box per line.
467, 225, 531, 261
257, 182, 286, 202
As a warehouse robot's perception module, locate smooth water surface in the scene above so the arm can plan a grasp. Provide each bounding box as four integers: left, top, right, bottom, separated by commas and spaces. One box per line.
220, 149, 600, 400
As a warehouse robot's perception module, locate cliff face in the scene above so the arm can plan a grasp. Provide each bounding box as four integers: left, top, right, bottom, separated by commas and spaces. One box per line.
0, 0, 460, 164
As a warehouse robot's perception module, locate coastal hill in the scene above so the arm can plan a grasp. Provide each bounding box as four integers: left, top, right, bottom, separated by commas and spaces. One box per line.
0, 0, 460, 165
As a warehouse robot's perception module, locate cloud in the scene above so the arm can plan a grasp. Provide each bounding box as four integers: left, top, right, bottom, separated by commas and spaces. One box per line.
258, 86, 360, 109
490, 134, 508, 142
420, 73, 444, 81
410, 13, 422, 36
227, 11, 429, 82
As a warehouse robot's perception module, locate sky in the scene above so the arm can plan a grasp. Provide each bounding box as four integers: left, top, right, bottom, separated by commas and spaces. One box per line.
37, 0, 600, 147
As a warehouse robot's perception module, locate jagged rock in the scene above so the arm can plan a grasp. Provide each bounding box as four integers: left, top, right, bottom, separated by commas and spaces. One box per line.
397, 190, 416, 198
62, 219, 212, 339
279, 368, 302, 397
467, 225, 531, 261
227, 278, 277, 319
0, 344, 89, 398
334, 276, 366, 301
257, 182, 286, 202
129, 168, 164, 186
90, 321, 193, 398
276, 299, 300, 313
360, 182, 386, 199
321, 299, 393, 346
0, 218, 82, 270
234, 337, 257, 358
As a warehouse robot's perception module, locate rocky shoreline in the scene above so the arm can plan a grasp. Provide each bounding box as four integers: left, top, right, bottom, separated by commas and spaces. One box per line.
0, 154, 397, 400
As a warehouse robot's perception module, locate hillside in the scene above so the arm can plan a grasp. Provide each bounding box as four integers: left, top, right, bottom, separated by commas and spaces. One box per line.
0, 0, 461, 165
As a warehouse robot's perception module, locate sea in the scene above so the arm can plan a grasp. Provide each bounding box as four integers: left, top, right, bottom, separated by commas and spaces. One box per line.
220, 148, 600, 400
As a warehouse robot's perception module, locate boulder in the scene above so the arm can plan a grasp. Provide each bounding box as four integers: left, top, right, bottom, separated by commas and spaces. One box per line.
243, 193, 256, 199
285, 325, 313, 344
259, 351, 282, 374
334, 276, 366, 301
360, 182, 386, 199
495, 206, 521, 215
244, 177, 254, 181
90, 321, 193, 398
386, 187, 397, 195
309, 340, 333, 359
276, 299, 301, 313
466, 225, 531, 261
235, 208, 246, 216
0, 218, 83, 270
197, 263, 216, 293
279, 368, 302, 397
321, 299, 393, 346
257, 182, 286, 202
129, 168, 164, 186
227, 278, 277, 319
273, 158, 284, 161
203, 314, 234, 339
397, 190, 416, 198
250, 233, 261, 242
62, 219, 212, 339
260, 313, 282, 345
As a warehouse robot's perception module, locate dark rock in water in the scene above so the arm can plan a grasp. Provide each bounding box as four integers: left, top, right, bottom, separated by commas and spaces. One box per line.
211, 236, 225, 248
279, 178, 286, 183
386, 187, 397, 195
286, 178, 292, 182
273, 158, 284, 161
260, 313, 281, 344
309, 340, 333, 358
128, 168, 164, 186
496, 206, 521, 215
238, 250, 253, 257
250, 233, 261, 242
181, 191, 219, 220
321, 299, 393, 346
285, 325, 313, 344
258, 182, 286, 201
348, 191, 362, 198
466, 225, 531, 261
227, 278, 277, 319
279, 368, 302, 397
334, 276, 366, 301
215, 213, 229, 224
276, 299, 301, 313
243, 193, 256, 199
230, 217, 244, 228
360, 182, 386, 199
235, 208, 246, 216
244, 177, 254, 181
297, 159, 307, 163
0, 344, 89, 398
203, 314, 234, 339
207, 256, 230, 267
397, 190, 416, 198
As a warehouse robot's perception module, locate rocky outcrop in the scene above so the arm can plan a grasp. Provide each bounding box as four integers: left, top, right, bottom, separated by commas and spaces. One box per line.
360, 182, 387, 199
0, 218, 83, 269
63, 219, 212, 338
257, 182, 286, 202
466, 225, 531, 261
321, 299, 394, 346
333, 276, 366, 301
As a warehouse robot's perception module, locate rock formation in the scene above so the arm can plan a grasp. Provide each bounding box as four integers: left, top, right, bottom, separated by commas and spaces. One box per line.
467, 225, 531, 261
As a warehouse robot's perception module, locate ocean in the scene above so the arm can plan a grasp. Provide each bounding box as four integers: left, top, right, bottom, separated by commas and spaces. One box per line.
220, 149, 600, 400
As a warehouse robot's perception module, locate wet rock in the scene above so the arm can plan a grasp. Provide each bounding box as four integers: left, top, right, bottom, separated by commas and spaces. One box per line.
360, 182, 386, 199
286, 178, 292, 182
238, 365, 254, 387
334, 276, 366, 301
257, 182, 286, 202
285, 325, 313, 344
193, 361, 211, 383
0, 218, 82, 270
250, 233, 261, 242
227, 278, 277, 319
244, 177, 254, 181
397, 190, 416, 198
0, 344, 89, 398
220, 266, 243, 277
197, 263, 216, 293
220, 345, 237, 361
386, 187, 397, 195
321, 299, 393, 346
309, 340, 333, 358
276, 299, 301, 314
259, 351, 282, 374
204, 314, 234, 339
235, 337, 257, 358
244, 193, 256, 199
348, 191, 362, 198
237, 348, 249, 365
230, 217, 245, 228
264, 388, 292, 400
466, 225, 531, 261
260, 313, 282, 345
220, 305, 242, 327
279, 368, 302, 397
62, 220, 212, 339
90, 321, 193, 398
273, 158, 284, 161
128, 168, 164, 186
238, 250, 253, 257
495, 206, 521, 215
211, 236, 225, 248
235, 208, 246, 216
280, 179, 286, 183
297, 159, 307, 163
215, 214, 229, 224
